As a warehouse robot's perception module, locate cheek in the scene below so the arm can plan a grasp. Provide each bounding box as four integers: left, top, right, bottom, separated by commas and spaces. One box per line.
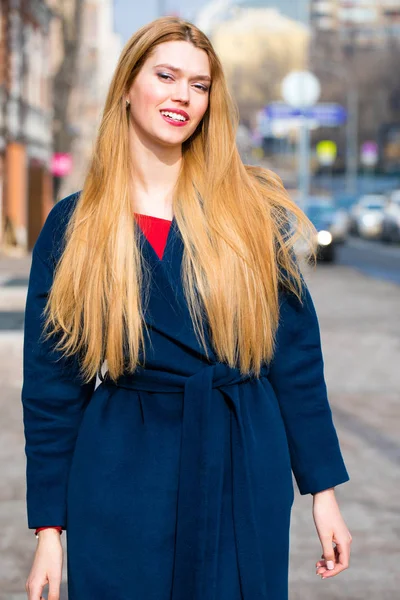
142, 85, 166, 107
131, 84, 165, 119
193, 97, 209, 123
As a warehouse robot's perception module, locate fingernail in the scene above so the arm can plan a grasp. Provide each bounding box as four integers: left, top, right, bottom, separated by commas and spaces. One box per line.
326, 560, 335, 570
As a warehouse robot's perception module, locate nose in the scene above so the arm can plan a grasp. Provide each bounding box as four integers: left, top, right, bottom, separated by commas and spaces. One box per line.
171, 80, 190, 104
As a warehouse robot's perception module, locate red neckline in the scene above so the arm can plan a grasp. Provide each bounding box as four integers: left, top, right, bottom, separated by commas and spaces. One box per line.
134, 212, 173, 223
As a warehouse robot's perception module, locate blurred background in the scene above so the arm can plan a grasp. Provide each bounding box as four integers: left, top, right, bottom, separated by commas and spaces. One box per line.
0, 1, 399, 598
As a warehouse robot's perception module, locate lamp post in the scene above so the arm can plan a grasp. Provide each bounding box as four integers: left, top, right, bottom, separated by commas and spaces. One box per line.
345, 85, 359, 195
281, 71, 321, 210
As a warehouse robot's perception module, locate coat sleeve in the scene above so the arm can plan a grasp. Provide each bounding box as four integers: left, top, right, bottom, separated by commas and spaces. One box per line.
267, 281, 350, 495
21, 197, 96, 529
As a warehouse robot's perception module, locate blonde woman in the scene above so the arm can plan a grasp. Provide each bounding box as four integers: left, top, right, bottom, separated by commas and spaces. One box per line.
22, 16, 351, 600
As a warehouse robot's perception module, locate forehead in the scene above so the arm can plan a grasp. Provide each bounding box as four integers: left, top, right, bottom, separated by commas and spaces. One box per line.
146, 40, 211, 76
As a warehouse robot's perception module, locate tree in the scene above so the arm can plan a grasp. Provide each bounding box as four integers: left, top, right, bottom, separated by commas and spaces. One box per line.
211, 8, 309, 126
310, 28, 400, 160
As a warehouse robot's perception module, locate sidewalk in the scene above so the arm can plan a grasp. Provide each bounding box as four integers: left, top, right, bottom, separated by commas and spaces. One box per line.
291, 263, 400, 599
0, 251, 32, 277
0, 256, 399, 599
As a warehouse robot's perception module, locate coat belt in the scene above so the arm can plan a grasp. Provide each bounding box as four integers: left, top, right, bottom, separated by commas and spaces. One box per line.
100, 362, 270, 600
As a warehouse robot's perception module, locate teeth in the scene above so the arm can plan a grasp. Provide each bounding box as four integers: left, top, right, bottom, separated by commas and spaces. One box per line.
161, 110, 187, 121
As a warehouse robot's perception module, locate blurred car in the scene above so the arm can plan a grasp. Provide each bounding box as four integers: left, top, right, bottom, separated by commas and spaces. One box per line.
334, 193, 358, 212
329, 208, 350, 244
300, 198, 346, 262
381, 189, 400, 243
349, 194, 386, 239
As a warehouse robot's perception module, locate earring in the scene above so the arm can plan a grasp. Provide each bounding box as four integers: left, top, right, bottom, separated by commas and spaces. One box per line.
126, 100, 130, 109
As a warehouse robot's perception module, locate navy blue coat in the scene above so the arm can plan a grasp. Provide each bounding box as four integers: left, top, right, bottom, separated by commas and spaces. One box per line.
22, 192, 350, 600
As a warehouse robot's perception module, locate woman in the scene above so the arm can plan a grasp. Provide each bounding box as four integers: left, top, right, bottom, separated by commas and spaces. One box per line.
22, 16, 351, 600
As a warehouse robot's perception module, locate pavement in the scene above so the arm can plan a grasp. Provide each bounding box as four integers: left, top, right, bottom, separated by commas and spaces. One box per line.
0, 252, 399, 599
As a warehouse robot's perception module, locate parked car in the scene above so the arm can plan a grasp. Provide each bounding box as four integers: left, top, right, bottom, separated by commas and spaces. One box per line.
334, 193, 358, 212
329, 208, 350, 244
298, 198, 345, 262
349, 194, 386, 239
381, 189, 400, 243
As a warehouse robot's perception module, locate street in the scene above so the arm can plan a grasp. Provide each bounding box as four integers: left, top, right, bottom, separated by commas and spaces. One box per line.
0, 252, 399, 599
337, 236, 400, 285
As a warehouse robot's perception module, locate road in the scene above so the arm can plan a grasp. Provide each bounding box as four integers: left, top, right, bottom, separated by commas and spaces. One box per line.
336, 236, 400, 285
0, 253, 399, 599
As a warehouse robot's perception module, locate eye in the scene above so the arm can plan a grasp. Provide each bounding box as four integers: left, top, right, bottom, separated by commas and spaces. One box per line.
194, 84, 209, 92
157, 72, 209, 92
157, 72, 173, 81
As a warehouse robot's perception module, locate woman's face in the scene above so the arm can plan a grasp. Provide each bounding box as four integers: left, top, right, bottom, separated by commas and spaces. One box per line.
126, 40, 211, 148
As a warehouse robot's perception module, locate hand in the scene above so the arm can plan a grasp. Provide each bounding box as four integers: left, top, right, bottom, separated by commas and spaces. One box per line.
312, 488, 352, 580
25, 529, 63, 600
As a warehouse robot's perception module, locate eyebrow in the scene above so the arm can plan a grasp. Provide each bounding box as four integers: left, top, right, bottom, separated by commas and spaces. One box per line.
153, 63, 212, 82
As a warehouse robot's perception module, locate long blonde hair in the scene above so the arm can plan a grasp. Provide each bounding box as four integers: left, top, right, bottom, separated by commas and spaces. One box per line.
43, 16, 316, 384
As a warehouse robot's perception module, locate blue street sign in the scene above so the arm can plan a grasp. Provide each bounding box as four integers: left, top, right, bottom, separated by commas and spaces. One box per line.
306, 104, 347, 124
264, 103, 347, 126
265, 104, 299, 119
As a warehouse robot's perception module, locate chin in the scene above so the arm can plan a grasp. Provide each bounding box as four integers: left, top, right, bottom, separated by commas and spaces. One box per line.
154, 134, 186, 147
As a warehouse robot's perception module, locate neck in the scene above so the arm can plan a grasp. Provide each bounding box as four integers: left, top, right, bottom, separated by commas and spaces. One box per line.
128, 124, 182, 219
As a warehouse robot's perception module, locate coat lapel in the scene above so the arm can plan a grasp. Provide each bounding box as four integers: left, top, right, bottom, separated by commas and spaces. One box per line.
138, 219, 217, 363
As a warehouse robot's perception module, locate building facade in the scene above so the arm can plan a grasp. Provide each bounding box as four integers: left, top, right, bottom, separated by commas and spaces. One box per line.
62, 0, 122, 196
0, 0, 54, 251
0, 0, 121, 250
311, 0, 400, 47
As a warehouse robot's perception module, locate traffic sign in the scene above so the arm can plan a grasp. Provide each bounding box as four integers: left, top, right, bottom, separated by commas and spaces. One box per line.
265, 104, 299, 119
51, 153, 73, 177
281, 71, 321, 108
306, 104, 347, 125
264, 103, 347, 126
360, 141, 378, 167
316, 140, 337, 166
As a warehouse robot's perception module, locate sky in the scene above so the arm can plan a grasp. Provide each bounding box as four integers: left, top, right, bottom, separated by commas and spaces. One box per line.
113, 0, 210, 44
113, 1, 307, 45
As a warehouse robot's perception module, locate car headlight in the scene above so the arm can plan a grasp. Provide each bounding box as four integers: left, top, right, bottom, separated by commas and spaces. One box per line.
317, 230, 332, 246
361, 214, 377, 226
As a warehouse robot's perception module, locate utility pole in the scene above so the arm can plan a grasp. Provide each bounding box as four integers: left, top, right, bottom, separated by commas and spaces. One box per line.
298, 0, 311, 209
343, 30, 358, 195
345, 87, 358, 195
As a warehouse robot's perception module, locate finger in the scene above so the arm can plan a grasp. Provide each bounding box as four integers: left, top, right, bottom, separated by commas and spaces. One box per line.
320, 535, 336, 571
48, 575, 61, 600
321, 545, 350, 579
336, 540, 351, 570
319, 549, 346, 579
316, 545, 340, 567
26, 581, 44, 600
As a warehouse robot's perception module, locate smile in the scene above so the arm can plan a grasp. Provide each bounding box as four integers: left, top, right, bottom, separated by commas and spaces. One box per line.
160, 110, 190, 126
160, 110, 188, 121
